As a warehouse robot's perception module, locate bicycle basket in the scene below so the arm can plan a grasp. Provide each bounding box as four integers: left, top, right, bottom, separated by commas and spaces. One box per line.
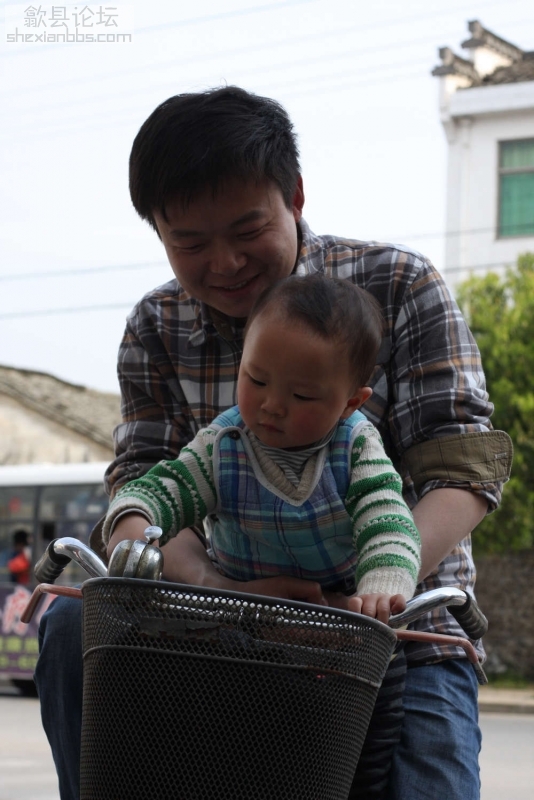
80, 578, 396, 800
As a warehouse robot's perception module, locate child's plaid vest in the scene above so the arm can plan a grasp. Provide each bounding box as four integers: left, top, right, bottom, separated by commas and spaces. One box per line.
206, 406, 367, 593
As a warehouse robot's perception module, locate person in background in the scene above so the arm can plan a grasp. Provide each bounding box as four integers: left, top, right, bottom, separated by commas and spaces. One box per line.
8, 529, 31, 585
35, 86, 512, 800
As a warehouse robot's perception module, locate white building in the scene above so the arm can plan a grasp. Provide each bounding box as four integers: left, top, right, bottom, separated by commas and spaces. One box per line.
432, 20, 534, 288
0, 364, 120, 465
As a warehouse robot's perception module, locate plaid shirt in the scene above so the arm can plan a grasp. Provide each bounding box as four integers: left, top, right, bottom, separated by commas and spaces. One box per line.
107, 219, 508, 664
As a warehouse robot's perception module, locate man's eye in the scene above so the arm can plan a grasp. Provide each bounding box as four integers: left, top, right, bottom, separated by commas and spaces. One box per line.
238, 227, 264, 239
294, 394, 316, 401
178, 244, 203, 252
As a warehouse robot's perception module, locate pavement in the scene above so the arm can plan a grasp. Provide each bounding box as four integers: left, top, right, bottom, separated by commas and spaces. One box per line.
478, 684, 534, 714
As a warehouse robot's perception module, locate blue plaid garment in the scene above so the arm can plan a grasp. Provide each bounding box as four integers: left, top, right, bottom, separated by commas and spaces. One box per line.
208, 408, 370, 592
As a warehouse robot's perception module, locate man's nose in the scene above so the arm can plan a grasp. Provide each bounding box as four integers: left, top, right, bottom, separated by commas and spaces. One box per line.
210, 241, 246, 275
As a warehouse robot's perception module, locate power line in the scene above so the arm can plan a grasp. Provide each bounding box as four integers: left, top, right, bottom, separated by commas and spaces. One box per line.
4, 7, 532, 116
1, 0, 526, 74
4, 38, 442, 119
2, 25, 438, 102
0, 303, 135, 320
0, 261, 520, 320
21, 54, 433, 121
0, 0, 313, 59
2, 63, 432, 143
2, 225, 534, 283
3, 10, 532, 140
0, 261, 168, 283
444, 261, 517, 275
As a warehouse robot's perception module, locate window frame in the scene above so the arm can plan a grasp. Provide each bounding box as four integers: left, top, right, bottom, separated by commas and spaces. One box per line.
497, 137, 534, 240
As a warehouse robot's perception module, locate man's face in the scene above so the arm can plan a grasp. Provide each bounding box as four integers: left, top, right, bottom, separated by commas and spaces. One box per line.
153, 178, 305, 319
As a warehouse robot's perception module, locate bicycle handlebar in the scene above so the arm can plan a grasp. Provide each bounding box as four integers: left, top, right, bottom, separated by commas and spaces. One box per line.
34, 538, 488, 640
34, 538, 108, 583
389, 587, 488, 639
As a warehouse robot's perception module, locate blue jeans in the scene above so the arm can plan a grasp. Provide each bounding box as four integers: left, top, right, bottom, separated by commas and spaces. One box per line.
386, 659, 481, 800
35, 598, 481, 800
35, 596, 83, 800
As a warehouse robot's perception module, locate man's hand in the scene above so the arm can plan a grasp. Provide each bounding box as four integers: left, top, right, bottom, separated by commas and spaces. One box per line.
347, 593, 406, 624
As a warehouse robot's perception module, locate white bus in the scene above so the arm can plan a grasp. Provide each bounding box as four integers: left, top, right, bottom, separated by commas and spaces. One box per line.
0, 462, 109, 693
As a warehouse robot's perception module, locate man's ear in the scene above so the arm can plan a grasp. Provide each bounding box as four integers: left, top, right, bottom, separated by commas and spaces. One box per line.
291, 176, 305, 222
340, 387, 373, 419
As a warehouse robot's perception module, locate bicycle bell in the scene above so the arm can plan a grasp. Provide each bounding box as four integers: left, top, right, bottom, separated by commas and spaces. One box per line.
107, 526, 164, 580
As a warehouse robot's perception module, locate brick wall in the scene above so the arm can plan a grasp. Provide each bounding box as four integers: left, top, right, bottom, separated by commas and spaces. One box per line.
475, 551, 534, 679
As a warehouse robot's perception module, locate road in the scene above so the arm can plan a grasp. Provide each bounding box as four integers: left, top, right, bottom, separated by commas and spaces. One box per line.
0, 690, 532, 799
480, 712, 534, 800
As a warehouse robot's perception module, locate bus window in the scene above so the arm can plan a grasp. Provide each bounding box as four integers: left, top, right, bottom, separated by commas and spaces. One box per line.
38, 483, 108, 585
0, 463, 109, 690
0, 487, 36, 586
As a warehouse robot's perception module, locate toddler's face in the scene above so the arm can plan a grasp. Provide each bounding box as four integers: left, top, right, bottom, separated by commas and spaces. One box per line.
237, 312, 371, 449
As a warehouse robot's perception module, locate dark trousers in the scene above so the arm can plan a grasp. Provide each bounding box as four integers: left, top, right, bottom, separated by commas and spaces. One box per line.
348, 645, 406, 800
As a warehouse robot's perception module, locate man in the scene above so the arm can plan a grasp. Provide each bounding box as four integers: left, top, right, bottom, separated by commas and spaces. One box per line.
35, 86, 512, 800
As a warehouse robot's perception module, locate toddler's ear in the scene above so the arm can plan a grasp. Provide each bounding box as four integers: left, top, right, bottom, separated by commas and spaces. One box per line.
340, 387, 373, 418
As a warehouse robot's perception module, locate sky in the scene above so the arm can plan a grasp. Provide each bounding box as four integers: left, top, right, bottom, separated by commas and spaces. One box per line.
1, 0, 533, 395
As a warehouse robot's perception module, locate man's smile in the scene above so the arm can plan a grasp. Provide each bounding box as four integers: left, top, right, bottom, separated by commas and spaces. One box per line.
213, 276, 258, 293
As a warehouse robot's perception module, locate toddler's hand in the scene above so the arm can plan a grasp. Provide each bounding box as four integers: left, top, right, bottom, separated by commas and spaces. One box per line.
348, 593, 406, 624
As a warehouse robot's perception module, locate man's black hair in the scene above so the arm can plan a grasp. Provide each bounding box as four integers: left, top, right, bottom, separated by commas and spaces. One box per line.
129, 86, 301, 231
246, 274, 384, 388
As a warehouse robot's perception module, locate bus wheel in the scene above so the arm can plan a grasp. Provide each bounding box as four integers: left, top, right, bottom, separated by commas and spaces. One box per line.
12, 679, 38, 697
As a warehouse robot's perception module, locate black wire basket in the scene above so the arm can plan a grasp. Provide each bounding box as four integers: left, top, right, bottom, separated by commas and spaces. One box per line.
80, 578, 397, 800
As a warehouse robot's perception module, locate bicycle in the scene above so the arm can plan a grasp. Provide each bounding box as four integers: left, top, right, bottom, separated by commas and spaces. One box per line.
23, 530, 488, 800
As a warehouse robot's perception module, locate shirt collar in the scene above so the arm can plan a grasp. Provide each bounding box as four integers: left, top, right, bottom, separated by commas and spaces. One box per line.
295, 218, 326, 276
188, 300, 246, 347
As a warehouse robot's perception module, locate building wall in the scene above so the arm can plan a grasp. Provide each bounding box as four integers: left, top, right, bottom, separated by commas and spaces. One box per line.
0, 394, 113, 465
442, 82, 534, 288
476, 550, 534, 680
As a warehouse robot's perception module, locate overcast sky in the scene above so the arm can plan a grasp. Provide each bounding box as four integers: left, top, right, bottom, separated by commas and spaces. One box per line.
1, 0, 533, 394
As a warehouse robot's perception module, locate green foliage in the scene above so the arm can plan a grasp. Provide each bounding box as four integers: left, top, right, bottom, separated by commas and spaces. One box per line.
456, 253, 534, 554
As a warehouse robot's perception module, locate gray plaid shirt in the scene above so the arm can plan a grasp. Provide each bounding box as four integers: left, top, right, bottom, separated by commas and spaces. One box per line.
106, 219, 511, 664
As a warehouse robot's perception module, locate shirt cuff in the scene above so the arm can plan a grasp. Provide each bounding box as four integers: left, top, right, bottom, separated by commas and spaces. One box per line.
402, 430, 513, 501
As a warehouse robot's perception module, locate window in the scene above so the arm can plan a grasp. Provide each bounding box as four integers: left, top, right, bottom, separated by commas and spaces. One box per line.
0, 487, 35, 585
498, 139, 534, 238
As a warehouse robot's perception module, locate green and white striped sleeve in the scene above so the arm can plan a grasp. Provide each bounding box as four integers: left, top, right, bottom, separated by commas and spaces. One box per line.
102, 426, 219, 546
345, 424, 421, 599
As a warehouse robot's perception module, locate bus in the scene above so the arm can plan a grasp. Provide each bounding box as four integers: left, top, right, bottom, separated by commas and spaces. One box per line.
0, 462, 109, 694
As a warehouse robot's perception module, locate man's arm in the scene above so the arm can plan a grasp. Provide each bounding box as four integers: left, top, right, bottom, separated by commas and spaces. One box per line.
412, 488, 488, 580
105, 300, 197, 497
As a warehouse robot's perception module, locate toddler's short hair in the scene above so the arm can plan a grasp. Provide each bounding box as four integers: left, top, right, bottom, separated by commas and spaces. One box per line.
246, 274, 384, 388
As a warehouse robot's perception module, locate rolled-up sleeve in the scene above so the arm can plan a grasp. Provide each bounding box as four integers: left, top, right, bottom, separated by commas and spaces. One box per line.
384, 258, 513, 509
402, 430, 513, 510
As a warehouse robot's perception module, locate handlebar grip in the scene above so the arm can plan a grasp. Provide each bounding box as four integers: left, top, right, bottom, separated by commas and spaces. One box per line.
34, 539, 71, 584
448, 593, 488, 640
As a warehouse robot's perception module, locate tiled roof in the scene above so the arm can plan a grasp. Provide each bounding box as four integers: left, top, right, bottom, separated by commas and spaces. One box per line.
0, 365, 121, 449
432, 20, 533, 87
461, 20, 524, 63
482, 56, 534, 86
